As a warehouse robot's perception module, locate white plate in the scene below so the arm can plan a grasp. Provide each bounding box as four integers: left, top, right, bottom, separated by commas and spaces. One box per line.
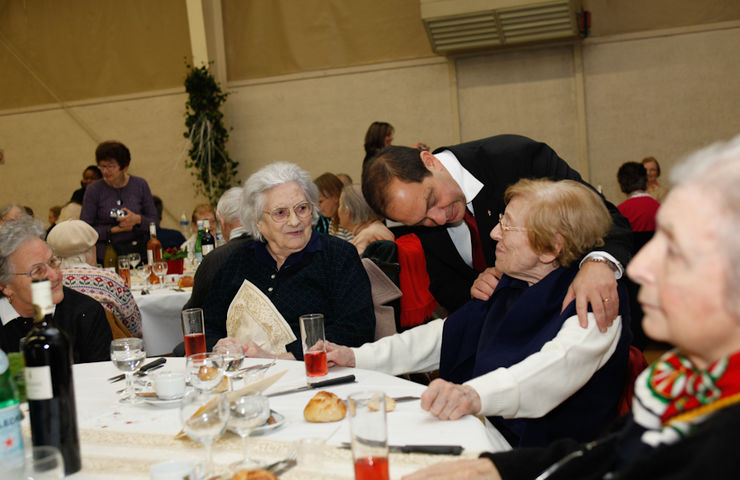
229, 410, 286, 436
142, 396, 183, 408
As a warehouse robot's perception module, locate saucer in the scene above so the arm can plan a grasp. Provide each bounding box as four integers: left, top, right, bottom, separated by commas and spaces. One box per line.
143, 396, 183, 408
228, 410, 286, 435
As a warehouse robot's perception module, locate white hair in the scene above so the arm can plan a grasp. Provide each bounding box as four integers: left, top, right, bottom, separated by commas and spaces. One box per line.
239, 162, 319, 241
0, 216, 45, 285
216, 187, 243, 225
671, 135, 740, 316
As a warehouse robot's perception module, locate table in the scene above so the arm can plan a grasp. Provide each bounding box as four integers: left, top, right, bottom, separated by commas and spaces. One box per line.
28, 357, 511, 479
133, 288, 190, 356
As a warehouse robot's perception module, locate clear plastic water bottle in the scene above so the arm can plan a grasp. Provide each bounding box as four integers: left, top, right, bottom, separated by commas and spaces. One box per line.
179, 212, 190, 236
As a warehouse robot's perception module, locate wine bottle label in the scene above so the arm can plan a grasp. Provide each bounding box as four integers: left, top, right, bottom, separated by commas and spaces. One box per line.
0, 403, 24, 465
24, 366, 53, 400
147, 250, 154, 265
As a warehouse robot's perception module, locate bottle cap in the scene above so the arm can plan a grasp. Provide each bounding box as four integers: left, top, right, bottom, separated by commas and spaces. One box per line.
31, 280, 54, 316
203, 219, 210, 229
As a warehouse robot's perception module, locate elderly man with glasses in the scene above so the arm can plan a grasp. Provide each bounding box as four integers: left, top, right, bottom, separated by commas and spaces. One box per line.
0, 216, 111, 362
202, 162, 376, 360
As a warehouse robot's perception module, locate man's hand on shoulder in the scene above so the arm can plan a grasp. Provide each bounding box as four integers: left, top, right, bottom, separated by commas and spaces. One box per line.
561, 260, 619, 332
470, 267, 502, 301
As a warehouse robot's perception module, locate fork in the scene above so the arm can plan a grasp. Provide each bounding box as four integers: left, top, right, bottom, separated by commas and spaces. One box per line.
263, 444, 297, 476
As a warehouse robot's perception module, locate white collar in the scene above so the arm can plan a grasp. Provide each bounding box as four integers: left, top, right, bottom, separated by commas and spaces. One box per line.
433, 149, 484, 214
628, 191, 653, 199
229, 226, 249, 240
0, 297, 21, 326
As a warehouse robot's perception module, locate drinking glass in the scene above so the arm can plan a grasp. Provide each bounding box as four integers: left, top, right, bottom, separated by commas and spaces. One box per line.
181, 308, 206, 357
214, 340, 244, 392
20, 445, 65, 480
117, 256, 131, 288
152, 261, 168, 288
299, 313, 328, 379
180, 390, 230, 478
110, 338, 145, 403
348, 391, 390, 480
128, 252, 141, 269
186, 352, 225, 394
228, 393, 270, 468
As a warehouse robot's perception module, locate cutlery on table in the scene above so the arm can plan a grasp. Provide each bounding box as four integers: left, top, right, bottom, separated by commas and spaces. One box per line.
108, 357, 166, 383
340, 443, 464, 455
266, 374, 356, 397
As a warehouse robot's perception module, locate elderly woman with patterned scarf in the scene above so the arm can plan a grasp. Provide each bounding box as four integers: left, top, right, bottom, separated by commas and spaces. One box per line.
401, 135, 740, 480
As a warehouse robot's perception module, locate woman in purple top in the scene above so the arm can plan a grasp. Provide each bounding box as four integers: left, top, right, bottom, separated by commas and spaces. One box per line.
80, 141, 158, 263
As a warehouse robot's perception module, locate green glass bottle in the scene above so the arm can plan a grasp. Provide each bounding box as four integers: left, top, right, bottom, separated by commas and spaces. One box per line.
0, 348, 24, 469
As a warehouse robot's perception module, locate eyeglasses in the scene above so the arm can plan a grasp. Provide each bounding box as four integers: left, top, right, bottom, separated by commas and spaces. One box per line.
263, 202, 313, 223
498, 214, 528, 233
13, 256, 62, 278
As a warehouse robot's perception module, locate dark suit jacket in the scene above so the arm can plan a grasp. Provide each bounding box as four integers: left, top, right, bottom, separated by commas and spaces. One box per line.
183, 233, 251, 310
0, 287, 112, 363
412, 134, 632, 313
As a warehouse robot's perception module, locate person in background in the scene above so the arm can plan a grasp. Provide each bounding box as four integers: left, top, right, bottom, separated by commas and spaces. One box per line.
70, 165, 102, 205
80, 141, 158, 263
314, 172, 354, 242
180, 203, 216, 255
0, 204, 27, 225
363, 121, 428, 165
46, 220, 142, 338
642, 156, 667, 203
205, 162, 375, 358
400, 135, 740, 480
361, 135, 633, 330
151, 196, 186, 250
183, 187, 250, 312
328, 179, 631, 448
617, 162, 661, 234
337, 184, 394, 255
46, 205, 62, 237
336, 173, 353, 185
0, 216, 111, 362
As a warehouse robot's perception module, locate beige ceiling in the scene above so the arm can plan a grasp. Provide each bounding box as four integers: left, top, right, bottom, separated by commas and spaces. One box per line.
2, 0, 739, 111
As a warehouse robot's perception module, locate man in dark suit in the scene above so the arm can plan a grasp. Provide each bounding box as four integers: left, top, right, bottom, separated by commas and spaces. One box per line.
0, 217, 112, 363
362, 134, 632, 329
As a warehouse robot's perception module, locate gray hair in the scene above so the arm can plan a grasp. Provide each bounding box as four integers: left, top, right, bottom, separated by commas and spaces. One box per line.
339, 184, 383, 228
670, 135, 740, 317
0, 216, 46, 285
239, 162, 319, 241
216, 187, 243, 225
0, 204, 25, 223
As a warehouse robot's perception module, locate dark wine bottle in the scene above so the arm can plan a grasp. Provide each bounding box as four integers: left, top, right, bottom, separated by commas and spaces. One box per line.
22, 279, 81, 474
201, 219, 215, 256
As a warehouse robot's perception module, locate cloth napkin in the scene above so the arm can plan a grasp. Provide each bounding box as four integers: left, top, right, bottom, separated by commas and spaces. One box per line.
226, 279, 297, 354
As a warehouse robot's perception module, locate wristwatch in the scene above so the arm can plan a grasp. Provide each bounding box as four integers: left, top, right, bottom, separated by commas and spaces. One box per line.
585, 255, 622, 279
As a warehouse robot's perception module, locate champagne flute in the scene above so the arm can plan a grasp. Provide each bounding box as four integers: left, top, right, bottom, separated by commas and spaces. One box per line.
228, 393, 270, 468
180, 390, 230, 477
186, 352, 225, 394
152, 261, 168, 289
128, 252, 141, 269
214, 340, 244, 392
110, 338, 145, 403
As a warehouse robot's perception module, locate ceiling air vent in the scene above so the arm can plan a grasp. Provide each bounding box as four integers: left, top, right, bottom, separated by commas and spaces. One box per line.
421, 0, 583, 54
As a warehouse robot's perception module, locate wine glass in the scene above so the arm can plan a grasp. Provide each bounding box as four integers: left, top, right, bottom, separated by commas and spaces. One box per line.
110, 338, 145, 403
186, 352, 225, 394
152, 261, 168, 289
214, 340, 244, 392
128, 252, 141, 269
180, 390, 230, 477
228, 393, 270, 468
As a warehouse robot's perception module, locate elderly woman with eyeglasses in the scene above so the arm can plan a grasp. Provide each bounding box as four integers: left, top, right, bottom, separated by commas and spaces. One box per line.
0, 216, 112, 362
327, 178, 632, 448
203, 162, 376, 359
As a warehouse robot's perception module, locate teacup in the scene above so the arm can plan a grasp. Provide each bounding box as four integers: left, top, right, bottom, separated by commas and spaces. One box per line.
152, 371, 186, 400
149, 460, 200, 480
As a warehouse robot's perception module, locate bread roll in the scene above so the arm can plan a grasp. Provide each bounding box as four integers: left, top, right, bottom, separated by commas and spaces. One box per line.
231, 469, 278, 480
303, 390, 347, 422
368, 394, 396, 412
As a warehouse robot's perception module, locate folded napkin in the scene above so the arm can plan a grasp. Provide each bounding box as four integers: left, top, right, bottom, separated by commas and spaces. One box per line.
226, 279, 297, 354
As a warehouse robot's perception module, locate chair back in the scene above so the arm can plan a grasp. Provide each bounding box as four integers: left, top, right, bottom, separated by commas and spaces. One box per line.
361, 258, 401, 340
617, 345, 649, 416
104, 308, 133, 339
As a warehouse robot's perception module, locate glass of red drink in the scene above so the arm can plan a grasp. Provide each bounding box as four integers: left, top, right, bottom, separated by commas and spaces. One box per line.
117, 257, 131, 288
348, 391, 389, 480
181, 308, 206, 357
299, 313, 328, 379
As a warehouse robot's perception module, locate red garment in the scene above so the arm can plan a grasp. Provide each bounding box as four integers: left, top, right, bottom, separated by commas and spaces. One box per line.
618, 195, 660, 232
396, 234, 438, 328
463, 209, 487, 272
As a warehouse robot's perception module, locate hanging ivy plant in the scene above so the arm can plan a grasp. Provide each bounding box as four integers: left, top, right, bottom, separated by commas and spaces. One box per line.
183, 64, 238, 205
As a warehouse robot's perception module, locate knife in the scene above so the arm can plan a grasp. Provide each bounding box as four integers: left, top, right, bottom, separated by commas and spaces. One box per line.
107, 357, 166, 383
266, 374, 356, 397
340, 443, 463, 455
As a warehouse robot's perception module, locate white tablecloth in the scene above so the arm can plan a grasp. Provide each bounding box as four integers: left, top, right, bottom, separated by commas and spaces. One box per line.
32, 358, 510, 479
133, 288, 190, 356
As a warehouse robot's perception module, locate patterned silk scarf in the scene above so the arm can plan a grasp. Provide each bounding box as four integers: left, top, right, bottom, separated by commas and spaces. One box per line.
633, 349, 740, 445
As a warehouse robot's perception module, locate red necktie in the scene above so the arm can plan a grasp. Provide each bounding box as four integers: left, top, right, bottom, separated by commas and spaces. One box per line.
463, 209, 487, 273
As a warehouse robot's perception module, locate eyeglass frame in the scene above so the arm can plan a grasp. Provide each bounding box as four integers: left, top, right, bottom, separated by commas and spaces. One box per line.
12, 255, 63, 279
498, 213, 528, 233
262, 201, 313, 223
